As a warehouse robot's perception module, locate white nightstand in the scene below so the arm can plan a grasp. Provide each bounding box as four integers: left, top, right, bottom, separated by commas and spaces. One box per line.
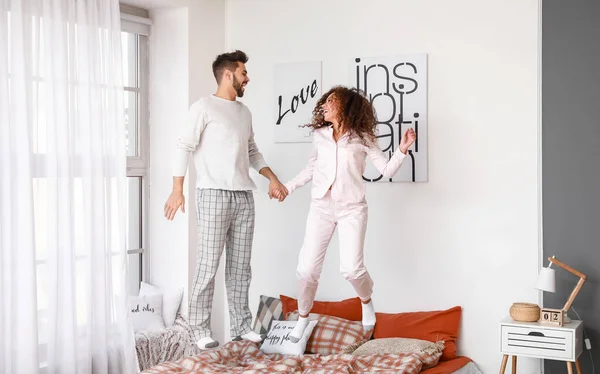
499, 317, 584, 373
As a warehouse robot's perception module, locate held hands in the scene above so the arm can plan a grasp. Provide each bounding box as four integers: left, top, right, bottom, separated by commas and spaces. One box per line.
399, 128, 417, 154
269, 179, 289, 202
164, 190, 185, 220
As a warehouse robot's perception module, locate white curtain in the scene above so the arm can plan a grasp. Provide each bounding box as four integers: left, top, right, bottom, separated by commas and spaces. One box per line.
0, 0, 136, 373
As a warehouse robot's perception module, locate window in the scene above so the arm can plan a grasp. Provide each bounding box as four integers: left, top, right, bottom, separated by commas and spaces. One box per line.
122, 13, 150, 296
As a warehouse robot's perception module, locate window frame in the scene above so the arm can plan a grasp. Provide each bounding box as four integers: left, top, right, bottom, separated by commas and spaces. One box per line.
121, 13, 151, 292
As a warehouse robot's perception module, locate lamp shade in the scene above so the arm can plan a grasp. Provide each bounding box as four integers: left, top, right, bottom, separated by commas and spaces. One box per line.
536, 267, 556, 293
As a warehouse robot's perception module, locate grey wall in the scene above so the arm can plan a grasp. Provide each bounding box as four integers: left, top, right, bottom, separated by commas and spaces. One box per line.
543, 1, 600, 372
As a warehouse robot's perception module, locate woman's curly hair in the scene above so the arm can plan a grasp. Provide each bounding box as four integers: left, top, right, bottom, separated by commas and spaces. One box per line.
305, 86, 377, 145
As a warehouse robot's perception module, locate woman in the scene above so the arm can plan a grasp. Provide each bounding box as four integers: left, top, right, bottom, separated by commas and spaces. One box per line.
277, 86, 416, 342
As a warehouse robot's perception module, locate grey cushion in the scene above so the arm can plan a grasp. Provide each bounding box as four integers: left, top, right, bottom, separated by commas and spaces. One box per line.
252, 295, 283, 335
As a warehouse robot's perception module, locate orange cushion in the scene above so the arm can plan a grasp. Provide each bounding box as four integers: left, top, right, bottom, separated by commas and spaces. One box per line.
373, 306, 462, 361
279, 294, 362, 321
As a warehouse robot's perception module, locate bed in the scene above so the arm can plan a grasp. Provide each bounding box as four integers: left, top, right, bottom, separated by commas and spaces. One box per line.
140, 295, 482, 374
422, 357, 481, 374
142, 340, 481, 373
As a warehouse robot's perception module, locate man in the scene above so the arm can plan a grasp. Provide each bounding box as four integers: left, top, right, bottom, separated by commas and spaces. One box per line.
164, 50, 287, 349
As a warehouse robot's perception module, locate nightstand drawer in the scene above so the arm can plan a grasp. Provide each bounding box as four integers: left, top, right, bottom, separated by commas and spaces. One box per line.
501, 325, 574, 360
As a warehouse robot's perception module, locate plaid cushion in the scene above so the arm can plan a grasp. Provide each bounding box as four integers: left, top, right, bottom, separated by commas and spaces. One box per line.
252, 295, 283, 334
287, 312, 373, 355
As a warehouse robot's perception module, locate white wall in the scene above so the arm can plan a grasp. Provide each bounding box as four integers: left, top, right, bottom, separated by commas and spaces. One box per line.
146, 1, 542, 372
148, 6, 190, 310
186, 0, 228, 345
147, 0, 228, 344
226, 1, 541, 373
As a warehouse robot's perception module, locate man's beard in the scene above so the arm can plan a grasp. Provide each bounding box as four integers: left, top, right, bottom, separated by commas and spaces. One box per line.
233, 76, 244, 97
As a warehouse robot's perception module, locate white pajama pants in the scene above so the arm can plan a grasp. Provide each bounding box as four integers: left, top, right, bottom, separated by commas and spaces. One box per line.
189, 189, 254, 340
296, 192, 373, 316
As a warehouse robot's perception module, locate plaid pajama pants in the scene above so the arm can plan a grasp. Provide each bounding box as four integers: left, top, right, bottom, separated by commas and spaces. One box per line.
189, 188, 255, 340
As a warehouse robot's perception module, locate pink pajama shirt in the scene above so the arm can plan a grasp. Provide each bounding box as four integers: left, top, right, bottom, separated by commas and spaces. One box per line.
284, 126, 407, 315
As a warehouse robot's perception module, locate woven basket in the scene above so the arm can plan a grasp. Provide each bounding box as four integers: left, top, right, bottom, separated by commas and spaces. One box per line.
510, 302, 540, 322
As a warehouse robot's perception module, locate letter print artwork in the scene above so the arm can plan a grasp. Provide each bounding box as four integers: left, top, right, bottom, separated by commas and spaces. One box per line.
274, 61, 322, 143
351, 54, 428, 182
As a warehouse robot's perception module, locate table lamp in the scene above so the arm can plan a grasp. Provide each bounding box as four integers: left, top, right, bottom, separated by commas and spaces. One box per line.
535, 256, 587, 326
